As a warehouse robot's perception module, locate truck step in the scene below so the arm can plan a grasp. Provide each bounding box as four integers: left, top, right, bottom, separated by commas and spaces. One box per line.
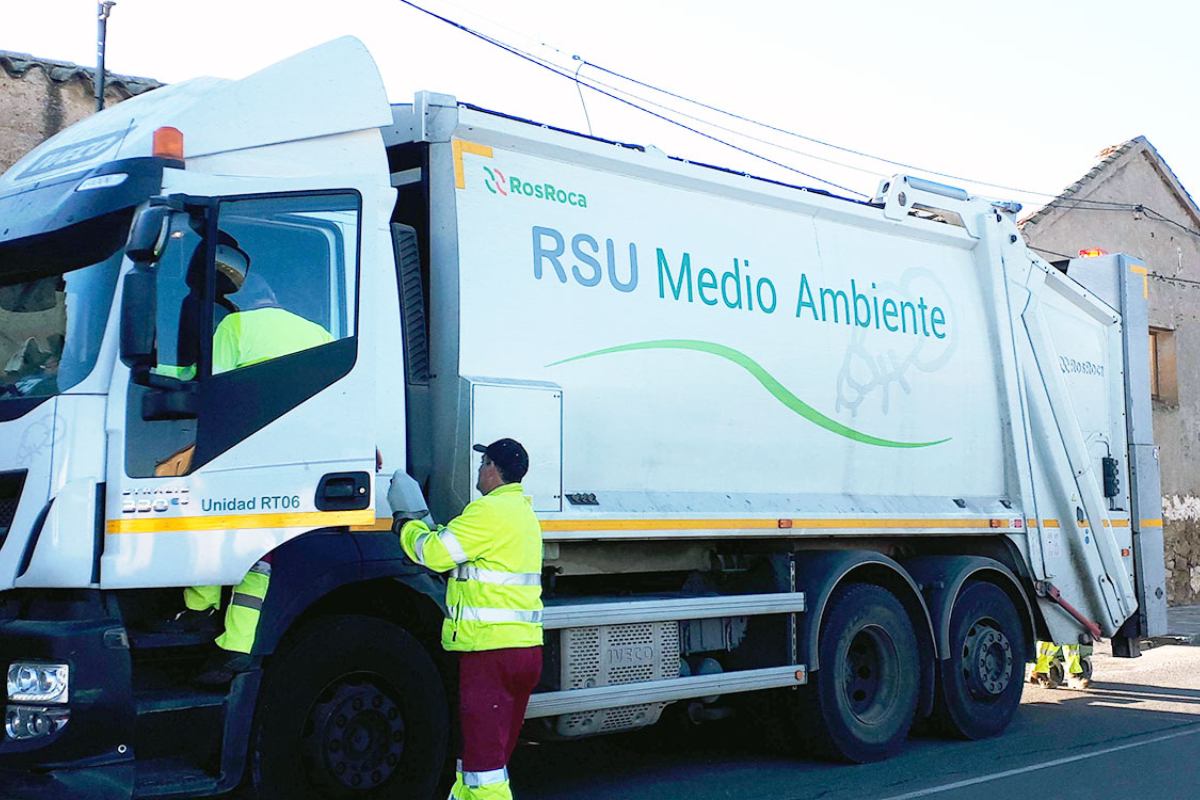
541, 592, 807, 629
134, 757, 219, 798
128, 629, 219, 650
136, 687, 227, 715
526, 663, 807, 718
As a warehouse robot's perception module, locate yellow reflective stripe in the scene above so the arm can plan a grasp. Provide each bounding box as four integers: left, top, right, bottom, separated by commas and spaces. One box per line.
231, 593, 264, 611
1025, 518, 1133, 529
107, 509, 374, 534
412, 532, 431, 563
541, 517, 1009, 532
362, 516, 1017, 533
362, 514, 1162, 536
459, 607, 543, 624
350, 517, 395, 532
440, 530, 469, 564
452, 565, 541, 586
463, 767, 509, 787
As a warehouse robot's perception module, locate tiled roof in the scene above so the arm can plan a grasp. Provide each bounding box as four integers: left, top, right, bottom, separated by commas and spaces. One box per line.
1020, 135, 1200, 230
0, 49, 160, 96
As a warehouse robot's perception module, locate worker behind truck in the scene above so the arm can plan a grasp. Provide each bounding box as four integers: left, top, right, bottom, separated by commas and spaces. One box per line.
1030, 640, 1094, 689
158, 235, 333, 685
394, 438, 543, 800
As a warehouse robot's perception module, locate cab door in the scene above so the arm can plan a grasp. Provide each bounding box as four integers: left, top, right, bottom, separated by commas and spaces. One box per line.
103, 187, 376, 588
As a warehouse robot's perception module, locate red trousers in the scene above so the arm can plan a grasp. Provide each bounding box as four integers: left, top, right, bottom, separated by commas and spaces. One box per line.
458, 646, 543, 771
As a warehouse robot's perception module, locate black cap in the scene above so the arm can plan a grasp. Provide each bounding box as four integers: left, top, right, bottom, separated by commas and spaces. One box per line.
472, 438, 529, 482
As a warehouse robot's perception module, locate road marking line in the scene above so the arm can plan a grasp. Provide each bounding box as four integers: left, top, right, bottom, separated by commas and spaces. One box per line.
875, 723, 1200, 800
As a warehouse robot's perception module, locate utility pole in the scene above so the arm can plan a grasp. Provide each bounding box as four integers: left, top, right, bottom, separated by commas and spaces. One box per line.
95, 2, 116, 111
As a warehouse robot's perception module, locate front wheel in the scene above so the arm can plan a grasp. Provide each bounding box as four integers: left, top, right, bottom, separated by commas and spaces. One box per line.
247, 615, 449, 800
931, 581, 1027, 739
795, 583, 921, 763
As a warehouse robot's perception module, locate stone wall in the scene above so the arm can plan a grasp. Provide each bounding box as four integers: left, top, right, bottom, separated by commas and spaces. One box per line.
0, 51, 159, 173
1164, 497, 1200, 600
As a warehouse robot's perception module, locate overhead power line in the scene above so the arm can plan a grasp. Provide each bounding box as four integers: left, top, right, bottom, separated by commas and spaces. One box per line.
575, 58, 1070, 200
394, 0, 868, 197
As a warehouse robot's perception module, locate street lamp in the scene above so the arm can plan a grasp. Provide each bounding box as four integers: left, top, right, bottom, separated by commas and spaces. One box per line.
95, 2, 117, 111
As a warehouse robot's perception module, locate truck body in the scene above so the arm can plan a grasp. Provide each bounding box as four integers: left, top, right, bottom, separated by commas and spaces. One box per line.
0, 38, 1167, 799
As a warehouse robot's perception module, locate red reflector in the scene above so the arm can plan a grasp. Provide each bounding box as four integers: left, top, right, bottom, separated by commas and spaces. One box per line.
152, 126, 184, 160
778, 519, 793, 529
1122, 548, 1131, 557
1078, 247, 1108, 258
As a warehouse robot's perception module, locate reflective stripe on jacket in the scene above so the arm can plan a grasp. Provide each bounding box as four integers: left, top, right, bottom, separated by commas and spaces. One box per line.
399, 483, 543, 652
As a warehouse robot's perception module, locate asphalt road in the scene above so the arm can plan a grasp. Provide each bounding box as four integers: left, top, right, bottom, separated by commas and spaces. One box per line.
510, 641, 1200, 800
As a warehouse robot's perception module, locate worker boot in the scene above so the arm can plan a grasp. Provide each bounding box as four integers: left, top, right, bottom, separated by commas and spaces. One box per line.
1065, 649, 1093, 690
193, 652, 260, 687
149, 607, 221, 635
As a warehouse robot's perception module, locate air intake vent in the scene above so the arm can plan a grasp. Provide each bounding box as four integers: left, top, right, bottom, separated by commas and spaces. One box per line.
0, 470, 28, 547
552, 621, 680, 737
391, 223, 430, 384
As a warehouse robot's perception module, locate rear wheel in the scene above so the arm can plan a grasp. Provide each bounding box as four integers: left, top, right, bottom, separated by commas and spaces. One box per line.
795, 583, 920, 763
248, 615, 449, 800
931, 581, 1026, 739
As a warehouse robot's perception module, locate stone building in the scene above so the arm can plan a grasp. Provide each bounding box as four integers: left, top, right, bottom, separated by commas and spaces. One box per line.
1020, 136, 1200, 605
1, 50, 160, 173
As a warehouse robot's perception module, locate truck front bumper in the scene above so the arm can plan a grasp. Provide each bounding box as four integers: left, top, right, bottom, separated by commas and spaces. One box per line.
0, 763, 133, 800
0, 592, 135, 800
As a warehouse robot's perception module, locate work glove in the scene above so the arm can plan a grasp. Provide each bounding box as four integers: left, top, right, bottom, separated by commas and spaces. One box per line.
386, 470, 432, 526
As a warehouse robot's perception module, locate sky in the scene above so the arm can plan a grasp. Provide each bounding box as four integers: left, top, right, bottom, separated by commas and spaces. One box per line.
4, 0, 1200, 212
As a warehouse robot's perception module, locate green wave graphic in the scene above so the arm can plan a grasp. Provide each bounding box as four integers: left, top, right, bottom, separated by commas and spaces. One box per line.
547, 339, 950, 449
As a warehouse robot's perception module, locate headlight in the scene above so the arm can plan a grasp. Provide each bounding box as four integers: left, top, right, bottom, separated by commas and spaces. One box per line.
7, 663, 69, 704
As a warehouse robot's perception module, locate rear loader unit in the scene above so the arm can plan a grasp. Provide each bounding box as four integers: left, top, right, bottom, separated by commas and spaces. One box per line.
0, 38, 1167, 799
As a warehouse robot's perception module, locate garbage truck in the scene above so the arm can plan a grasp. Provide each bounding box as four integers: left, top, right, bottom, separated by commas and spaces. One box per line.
0, 37, 1168, 799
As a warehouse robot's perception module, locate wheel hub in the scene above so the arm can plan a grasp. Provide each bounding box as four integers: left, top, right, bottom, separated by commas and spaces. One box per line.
842, 626, 899, 723
302, 677, 406, 794
961, 622, 1013, 698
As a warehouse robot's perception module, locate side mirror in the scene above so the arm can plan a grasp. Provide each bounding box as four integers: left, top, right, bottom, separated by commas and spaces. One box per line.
125, 206, 172, 263
119, 267, 157, 368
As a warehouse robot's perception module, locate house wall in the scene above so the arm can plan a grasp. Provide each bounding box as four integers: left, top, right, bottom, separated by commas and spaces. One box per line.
1022, 144, 1200, 605
1, 59, 147, 173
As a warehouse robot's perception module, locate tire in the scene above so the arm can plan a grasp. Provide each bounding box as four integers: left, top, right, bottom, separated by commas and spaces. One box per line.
247, 615, 449, 800
794, 583, 920, 763
931, 581, 1026, 739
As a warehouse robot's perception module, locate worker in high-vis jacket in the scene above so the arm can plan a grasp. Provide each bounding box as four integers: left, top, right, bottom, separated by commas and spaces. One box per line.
162, 236, 332, 685
395, 438, 543, 800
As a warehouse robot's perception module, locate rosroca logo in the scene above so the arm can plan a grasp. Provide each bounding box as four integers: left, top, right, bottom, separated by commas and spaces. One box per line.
483, 166, 508, 196
482, 165, 589, 208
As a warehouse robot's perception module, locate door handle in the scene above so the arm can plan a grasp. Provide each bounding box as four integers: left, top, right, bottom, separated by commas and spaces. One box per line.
315, 472, 370, 511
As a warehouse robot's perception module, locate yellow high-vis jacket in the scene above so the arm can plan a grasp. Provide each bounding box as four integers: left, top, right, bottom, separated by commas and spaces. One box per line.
399, 483, 543, 652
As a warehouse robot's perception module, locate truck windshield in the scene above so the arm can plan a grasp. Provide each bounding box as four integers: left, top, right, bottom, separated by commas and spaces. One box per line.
0, 247, 122, 400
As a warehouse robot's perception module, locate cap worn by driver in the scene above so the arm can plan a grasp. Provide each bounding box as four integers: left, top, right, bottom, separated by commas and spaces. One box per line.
473, 438, 529, 482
